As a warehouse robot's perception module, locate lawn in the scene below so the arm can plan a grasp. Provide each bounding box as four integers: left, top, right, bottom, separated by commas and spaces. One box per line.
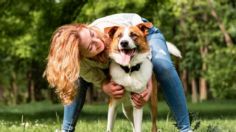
0, 100, 236, 132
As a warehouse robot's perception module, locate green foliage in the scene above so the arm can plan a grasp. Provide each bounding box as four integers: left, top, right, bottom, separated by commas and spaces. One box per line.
0, 0, 236, 104
77, 0, 147, 23
204, 46, 236, 99
179, 41, 202, 78
0, 0, 89, 104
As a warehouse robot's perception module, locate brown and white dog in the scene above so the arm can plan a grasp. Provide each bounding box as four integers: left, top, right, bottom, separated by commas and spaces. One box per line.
105, 22, 157, 132
105, 22, 181, 132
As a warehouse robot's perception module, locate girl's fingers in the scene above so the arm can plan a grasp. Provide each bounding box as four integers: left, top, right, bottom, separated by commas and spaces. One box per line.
141, 91, 148, 98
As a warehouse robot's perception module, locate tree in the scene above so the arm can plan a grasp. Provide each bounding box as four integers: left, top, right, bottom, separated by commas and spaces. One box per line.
0, 0, 88, 104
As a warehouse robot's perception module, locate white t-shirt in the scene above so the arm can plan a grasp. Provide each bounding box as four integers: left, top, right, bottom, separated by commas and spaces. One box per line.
89, 13, 143, 32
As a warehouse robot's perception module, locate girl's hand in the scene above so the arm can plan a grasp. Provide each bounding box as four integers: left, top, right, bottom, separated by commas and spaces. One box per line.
131, 78, 153, 108
102, 80, 125, 99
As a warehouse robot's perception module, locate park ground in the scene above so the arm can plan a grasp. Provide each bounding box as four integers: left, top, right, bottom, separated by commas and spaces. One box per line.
0, 100, 236, 132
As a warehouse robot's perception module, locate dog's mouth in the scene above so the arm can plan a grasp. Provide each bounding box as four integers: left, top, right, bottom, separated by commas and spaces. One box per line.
120, 48, 136, 56
118, 48, 136, 65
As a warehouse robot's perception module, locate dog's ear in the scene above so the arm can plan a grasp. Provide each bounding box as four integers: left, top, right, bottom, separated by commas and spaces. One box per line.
104, 26, 119, 38
137, 22, 153, 35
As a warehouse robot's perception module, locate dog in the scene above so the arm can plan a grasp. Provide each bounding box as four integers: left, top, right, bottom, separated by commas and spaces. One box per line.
104, 22, 181, 132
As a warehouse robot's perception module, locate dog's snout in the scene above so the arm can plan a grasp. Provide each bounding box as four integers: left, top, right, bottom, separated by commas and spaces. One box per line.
120, 40, 129, 48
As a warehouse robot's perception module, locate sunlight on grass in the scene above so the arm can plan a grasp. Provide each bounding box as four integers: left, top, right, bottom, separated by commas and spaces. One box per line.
0, 119, 235, 132
0, 100, 236, 132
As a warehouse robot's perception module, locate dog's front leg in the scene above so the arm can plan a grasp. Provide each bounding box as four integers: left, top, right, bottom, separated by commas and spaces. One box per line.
107, 98, 119, 132
133, 107, 143, 132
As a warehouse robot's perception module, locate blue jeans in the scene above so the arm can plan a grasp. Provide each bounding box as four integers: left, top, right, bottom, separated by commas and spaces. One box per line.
62, 78, 89, 132
147, 27, 191, 132
62, 28, 191, 132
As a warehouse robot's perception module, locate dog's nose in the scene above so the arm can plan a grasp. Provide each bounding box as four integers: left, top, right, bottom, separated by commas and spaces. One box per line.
120, 40, 129, 48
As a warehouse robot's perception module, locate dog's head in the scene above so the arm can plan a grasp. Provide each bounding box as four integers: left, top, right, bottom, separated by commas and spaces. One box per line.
105, 22, 153, 66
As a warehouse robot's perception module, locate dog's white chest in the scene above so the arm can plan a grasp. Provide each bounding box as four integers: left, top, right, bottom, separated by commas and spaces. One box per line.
110, 59, 152, 93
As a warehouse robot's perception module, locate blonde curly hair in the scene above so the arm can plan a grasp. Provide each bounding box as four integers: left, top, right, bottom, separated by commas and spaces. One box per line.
44, 24, 110, 105
44, 24, 86, 105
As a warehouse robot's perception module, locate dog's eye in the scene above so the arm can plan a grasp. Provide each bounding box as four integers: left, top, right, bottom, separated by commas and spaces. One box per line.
117, 33, 123, 38
130, 32, 138, 40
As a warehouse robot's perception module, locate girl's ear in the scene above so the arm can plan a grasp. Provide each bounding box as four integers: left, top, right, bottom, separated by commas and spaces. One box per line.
136, 22, 153, 35
104, 26, 119, 38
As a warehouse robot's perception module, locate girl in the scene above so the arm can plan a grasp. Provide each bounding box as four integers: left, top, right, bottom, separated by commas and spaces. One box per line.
44, 13, 192, 132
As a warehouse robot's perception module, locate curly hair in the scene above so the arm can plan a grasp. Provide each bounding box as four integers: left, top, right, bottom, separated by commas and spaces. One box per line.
43, 24, 87, 105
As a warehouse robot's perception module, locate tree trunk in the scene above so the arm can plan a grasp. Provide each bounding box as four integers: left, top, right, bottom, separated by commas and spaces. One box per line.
11, 71, 18, 105
199, 61, 208, 101
178, 6, 189, 95
208, 0, 233, 47
191, 77, 198, 103
27, 71, 35, 102
199, 46, 208, 101
181, 69, 188, 94
199, 77, 207, 101
0, 85, 3, 101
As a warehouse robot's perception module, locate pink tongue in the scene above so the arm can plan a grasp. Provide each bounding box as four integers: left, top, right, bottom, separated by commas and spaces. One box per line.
121, 53, 131, 65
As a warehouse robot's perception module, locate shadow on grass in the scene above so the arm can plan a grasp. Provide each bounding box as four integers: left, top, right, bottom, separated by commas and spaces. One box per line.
0, 100, 236, 123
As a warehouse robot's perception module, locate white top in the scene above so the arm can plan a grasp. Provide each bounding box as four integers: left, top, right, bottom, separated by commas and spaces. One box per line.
89, 13, 143, 32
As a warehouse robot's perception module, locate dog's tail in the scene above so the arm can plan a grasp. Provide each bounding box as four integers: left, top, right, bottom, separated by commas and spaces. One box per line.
166, 42, 182, 58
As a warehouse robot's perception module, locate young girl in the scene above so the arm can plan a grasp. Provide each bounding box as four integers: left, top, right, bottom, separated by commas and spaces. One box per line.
44, 13, 192, 132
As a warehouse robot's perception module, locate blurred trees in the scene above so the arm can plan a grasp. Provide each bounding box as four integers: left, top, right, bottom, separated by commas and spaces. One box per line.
0, 0, 88, 104
0, 0, 235, 105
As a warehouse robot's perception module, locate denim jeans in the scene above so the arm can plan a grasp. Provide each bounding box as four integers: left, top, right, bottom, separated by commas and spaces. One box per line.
62, 28, 191, 132
147, 27, 191, 132
62, 78, 89, 132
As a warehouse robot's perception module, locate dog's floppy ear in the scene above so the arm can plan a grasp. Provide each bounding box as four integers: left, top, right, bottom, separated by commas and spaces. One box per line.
137, 22, 153, 35
104, 26, 119, 38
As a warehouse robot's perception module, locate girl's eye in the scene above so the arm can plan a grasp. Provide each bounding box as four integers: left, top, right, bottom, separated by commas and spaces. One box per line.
91, 32, 94, 37
89, 30, 95, 38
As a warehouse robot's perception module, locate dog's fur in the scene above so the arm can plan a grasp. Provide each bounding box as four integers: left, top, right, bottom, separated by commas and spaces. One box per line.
105, 22, 182, 132
105, 22, 157, 132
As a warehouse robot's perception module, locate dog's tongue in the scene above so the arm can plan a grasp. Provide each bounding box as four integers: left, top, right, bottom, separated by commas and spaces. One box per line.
121, 52, 131, 65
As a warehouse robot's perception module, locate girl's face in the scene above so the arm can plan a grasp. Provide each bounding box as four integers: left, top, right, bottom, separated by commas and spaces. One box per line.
79, 28, 105, 58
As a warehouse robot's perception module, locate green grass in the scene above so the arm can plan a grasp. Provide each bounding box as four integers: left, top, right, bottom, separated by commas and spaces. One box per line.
0, 100, 236, 132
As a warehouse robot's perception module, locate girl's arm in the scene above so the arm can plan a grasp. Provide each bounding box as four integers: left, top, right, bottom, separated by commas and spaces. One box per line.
79, 59, 108, 88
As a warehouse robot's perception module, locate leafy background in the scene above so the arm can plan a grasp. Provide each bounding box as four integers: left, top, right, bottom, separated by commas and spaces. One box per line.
0, 0, 235, 105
